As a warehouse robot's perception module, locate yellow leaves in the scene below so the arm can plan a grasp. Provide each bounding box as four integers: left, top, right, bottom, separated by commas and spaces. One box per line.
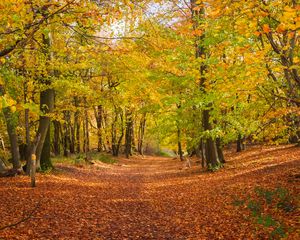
10, 105, 16, 113
279, 5, 298, 30
5, 95, 16, 107
294, 57, 300, 64
0, 93, 17, 111
283, 5, 296, 15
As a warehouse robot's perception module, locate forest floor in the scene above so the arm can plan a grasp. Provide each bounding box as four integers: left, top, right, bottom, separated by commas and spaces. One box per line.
0, 145, 299, 240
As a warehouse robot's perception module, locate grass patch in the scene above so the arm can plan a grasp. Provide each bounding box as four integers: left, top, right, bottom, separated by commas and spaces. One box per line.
52, 152, 118, 166
52, 155, 77, 165
156, 150, 172, 157
97, 154, 117, 164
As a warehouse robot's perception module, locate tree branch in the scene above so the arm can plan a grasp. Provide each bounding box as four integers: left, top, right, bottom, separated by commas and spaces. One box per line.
0, 200, 42, 231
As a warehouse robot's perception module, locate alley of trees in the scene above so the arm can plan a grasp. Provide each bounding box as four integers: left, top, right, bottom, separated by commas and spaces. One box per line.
0, 0, 299, 173
0, 0, 299, 239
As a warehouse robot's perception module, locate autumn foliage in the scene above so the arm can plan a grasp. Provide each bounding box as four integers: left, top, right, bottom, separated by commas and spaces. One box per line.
0, 0, 299, 239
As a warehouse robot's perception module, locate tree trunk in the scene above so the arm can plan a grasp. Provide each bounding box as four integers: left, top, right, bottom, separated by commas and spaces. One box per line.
96, 105, 104, 152
237, 133, 245, 152
192, 0, 224, 170
3, 109, 22, 170
137, 113, 146, 155
125, 110, 133, 158
203, 109, 221, 168
111, 107, 124, 157
216, 137, 225, 164
70, 118, 75, 154
200, 139, 206, 168
34, 29, 54, 170
83, 109, 90, 154
35, 88, 54, 170
0, 86, 22, 171
24, 80, 31, 163
63, 111, 71, 157
74, 97, 81, 153
177, 125, 184, 161
40, 125, 52, 171
0, 158, 7, 173
53, 120, 61, 156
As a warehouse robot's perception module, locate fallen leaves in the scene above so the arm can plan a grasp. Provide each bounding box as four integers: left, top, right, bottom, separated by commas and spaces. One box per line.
0, 145, 299, 239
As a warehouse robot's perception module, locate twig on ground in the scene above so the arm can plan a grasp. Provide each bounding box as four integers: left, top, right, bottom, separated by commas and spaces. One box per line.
0, 200, 42, 231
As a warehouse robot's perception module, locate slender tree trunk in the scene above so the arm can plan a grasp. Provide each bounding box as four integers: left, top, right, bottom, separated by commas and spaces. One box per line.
131, 120, 136, 152
0, 85, 21, 171
200, 139, 206, 168
177, 125, 184, 161
236, 133, 245, 152
74, 97, 80, 153
3, 110, 22, 170
24, 80, 31, 163
0, 158, 7, 173
85, 110, 90, 152
70, 117, 75, 154
125, 110, 133, 158
83, 107, 89, 155
137, 113, 146, 155
111, 107, 124, 157
53, 120, 60, 156
63, 111, 71, 157
96, 105, 103, 152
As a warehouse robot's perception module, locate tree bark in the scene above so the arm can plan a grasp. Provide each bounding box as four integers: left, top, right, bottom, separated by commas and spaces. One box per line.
96, 105, 104, 152
53, 121, 61, 156
0, 86, 22, 171
177, 125, 184, 161
216, 137, 225, 164
236, 133, 245, 152
125, 110, 133, 158
111, 107, 124, 157
40, 126, 52, 171
63, 111, 71, 157
137, 113, 146, 155
83, 109, 90, 154
74, 97, 81, 153
35, 88, 55, 170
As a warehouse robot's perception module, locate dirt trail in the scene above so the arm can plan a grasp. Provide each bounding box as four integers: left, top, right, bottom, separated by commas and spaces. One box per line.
0, 145, 299, 240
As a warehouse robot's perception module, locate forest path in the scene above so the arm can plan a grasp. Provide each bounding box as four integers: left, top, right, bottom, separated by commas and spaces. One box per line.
0, 145, 299, 239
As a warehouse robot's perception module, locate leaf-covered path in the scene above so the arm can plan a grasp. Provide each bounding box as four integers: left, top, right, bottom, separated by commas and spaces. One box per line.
0, 145, 299, 240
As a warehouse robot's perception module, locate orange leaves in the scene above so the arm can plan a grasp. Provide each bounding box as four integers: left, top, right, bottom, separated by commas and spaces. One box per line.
254, 31, 261, 37
262, 24, 271, 34
0, 146, 300, 239
276, 24, 286, 33
192, 29, 203, 36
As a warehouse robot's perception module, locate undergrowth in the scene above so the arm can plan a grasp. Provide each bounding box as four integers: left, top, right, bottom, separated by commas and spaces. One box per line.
232, 186, 297, 240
